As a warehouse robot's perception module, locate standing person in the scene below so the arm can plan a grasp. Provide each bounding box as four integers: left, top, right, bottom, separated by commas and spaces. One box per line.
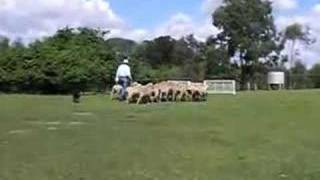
115, 58, 132, 101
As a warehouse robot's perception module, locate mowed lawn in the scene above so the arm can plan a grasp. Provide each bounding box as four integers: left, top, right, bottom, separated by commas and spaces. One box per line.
0, 91, 320, 180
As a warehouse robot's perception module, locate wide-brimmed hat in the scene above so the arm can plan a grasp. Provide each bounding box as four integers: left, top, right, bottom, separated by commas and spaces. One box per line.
123, 59, 129, 64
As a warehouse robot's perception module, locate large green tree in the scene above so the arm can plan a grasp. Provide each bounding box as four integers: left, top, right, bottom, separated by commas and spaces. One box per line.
0, 37, 9, 90
44, 27, 116, 93
205, 36, 239, 79
290, 61, 312, 89
140, 36, 176, 68
0, 27, 116, 93
106, 38, 137, 57
309, 63, 320, 88
213, 0, 280, 89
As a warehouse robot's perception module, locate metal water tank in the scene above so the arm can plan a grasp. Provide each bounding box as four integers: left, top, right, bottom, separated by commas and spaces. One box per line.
268, 71, 285, 85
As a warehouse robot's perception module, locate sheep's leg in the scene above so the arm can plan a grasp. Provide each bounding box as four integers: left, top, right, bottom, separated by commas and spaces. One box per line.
175, 90, 181, 102
136, 94, 143, 105
186, 90, 193, 101
126, 94, 131, 104
172, 90, 177, 102
171, 90, 177, 102
158, 90, 162, 102
164, 92, 169, 102
176, 92, 183, 102
110, 89, 115, 100
148, 95, 153, 104
161, 92, 166, 102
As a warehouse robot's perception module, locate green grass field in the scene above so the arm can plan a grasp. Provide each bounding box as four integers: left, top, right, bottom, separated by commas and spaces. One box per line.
0, 91, 320, 180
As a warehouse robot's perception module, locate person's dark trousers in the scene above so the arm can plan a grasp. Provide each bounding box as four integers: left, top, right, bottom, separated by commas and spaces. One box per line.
119, 76, 130, 101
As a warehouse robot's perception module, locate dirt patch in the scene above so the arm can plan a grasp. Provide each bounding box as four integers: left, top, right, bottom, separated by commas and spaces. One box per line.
72, 112, 93, 116
45, 122, 61, 125
8, 129, 32, 134
126, 114, 137, 119
47, 127, 58, 131
118, 119, 139, 123
68, 122, 87, 126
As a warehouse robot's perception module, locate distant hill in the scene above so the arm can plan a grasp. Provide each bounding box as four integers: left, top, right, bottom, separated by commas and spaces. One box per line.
106, 38, 137, 54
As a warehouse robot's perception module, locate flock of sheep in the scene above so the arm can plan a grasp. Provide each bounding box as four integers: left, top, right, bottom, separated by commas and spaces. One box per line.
111, 81, 209, 104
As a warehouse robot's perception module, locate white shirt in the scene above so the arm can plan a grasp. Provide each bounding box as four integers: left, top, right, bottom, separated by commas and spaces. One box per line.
115, 64, 132, 82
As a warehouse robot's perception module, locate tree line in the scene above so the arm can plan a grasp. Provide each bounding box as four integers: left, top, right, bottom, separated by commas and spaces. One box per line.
0, 28, 116, 93
0, 0, 319, 94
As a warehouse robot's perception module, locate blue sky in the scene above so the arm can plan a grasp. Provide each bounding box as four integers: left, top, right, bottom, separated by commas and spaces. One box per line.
108, 0, 316, 29
295, 0, 319, 12
108, 0, 204, 29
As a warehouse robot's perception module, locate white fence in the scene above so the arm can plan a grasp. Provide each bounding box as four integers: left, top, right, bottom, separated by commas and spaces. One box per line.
167, 80, 237, 95
204, 80, 236, 95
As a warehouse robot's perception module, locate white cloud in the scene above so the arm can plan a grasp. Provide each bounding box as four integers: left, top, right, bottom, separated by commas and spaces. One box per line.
270, 0, 298, 10
0, 0, 125, 43
155, 13, 194, 39
154, 13, 218, 41
202, 0, 223, 14
110, 12, 218, 42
